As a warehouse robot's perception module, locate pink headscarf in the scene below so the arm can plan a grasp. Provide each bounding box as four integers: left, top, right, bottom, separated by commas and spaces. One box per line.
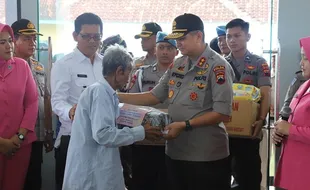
300, 36, 310, 60
0, 23, 14, 40
0, 23, 14, 62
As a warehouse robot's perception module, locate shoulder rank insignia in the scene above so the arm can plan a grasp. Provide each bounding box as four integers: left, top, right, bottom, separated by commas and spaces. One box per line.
197, 57, 207, 67
35, 65, 44, 71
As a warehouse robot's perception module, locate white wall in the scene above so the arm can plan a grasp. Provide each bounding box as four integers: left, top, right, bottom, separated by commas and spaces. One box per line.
276, 0, 310, 118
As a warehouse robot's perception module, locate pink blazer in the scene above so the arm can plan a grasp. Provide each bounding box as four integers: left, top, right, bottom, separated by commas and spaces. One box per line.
0, 57, 38, 145
275, 79, 310, 190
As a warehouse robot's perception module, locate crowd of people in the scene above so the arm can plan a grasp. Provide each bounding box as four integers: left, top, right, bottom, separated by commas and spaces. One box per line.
0, 11, 309, 190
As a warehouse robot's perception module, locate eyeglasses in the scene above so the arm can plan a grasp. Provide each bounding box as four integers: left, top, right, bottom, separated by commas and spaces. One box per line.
79, 33, 102, 41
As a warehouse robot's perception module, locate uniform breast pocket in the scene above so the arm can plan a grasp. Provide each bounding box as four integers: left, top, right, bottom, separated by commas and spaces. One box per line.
74, 77, 90, 93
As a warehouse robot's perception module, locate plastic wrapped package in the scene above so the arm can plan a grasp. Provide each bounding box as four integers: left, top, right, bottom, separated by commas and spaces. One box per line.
117, 103, 171, 145
233, 83, 261, 102
117, 103, 171, 130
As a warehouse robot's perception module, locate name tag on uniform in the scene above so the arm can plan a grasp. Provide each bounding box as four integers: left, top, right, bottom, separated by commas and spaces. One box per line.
142, 80, 156, 85
77, 74, 88, 78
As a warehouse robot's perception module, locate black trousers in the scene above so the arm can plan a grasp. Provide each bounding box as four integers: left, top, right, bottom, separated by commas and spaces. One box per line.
54, 135, 70, 190
229, 138, 262, 190
23, 141, 44, 190
166, 155, 231, 190
120, 145, 133, 188
131, 145, 169, 190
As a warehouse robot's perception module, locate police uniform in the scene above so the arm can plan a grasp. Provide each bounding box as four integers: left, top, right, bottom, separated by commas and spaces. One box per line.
280, 70, 307, 120
126, 22, 162, 91
28, 58, 50, 141
151, 13, 234, 190
128, 63, 169, 190
126, 32, 176, 190
130, 63, 168, 109
225, 51, 271, 190
11, 19, 51, 190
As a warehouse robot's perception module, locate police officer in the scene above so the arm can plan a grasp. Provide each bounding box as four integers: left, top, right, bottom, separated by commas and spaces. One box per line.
225, 18, 271, 190
100, 34, 127, 55
118, 13, 234, 190
11, 19, 54, 190
280, 70, 307, 120
216, 25, 230, 56
129, 31, 178, 190
126, 22, 162, 90
209, 37, 221, 54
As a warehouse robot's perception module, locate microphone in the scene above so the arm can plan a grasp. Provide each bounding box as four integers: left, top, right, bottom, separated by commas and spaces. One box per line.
275, 107, 291, 147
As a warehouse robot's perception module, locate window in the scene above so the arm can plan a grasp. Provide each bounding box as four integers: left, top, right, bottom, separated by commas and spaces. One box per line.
39, 0, 278, 60
0, 0, 17, 25
0, 0, 6, 23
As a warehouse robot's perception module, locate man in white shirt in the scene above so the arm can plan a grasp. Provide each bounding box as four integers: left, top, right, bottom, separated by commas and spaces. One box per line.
62, 44, 162, 190
51, 12, 103, 190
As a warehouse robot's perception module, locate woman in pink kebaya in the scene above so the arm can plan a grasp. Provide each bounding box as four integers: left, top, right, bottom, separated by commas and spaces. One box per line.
0, 23, 38, 190
273, 36, 310, 190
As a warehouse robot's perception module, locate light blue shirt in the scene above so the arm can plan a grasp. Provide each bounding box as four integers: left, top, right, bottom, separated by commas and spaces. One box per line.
62, 78, 145, 190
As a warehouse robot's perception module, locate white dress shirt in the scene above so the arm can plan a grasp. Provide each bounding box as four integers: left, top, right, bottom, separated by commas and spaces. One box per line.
51, 48, 103, 147
62, 78, 145, 190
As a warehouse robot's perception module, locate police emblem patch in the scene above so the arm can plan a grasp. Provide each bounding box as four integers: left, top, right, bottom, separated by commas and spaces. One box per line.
196, 83, 206, 90
177, 65, 185, 72
168, 90, 174, 98
196, 69, 208, 75
190, 92, 198, 101
27, 22, 35, 29
215, 72, 225, 84
246, 64, 255, 70
213, 66, 225, 72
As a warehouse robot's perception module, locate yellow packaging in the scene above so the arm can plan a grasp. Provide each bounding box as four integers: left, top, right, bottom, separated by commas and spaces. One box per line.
225, 84, 261, 137
233, 83, 261, 103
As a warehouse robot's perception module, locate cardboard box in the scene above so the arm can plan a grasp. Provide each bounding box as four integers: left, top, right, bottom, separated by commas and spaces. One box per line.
224, 100, 259, 137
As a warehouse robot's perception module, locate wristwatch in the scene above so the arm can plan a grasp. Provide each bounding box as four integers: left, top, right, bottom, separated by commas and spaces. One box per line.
185, 120, 193, 131
16, 133, 25, 141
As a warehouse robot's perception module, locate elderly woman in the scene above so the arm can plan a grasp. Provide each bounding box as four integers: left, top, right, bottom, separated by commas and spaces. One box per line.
0, 23, 38, 190
62, 44, 161, 190
273, 36, 310, 190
